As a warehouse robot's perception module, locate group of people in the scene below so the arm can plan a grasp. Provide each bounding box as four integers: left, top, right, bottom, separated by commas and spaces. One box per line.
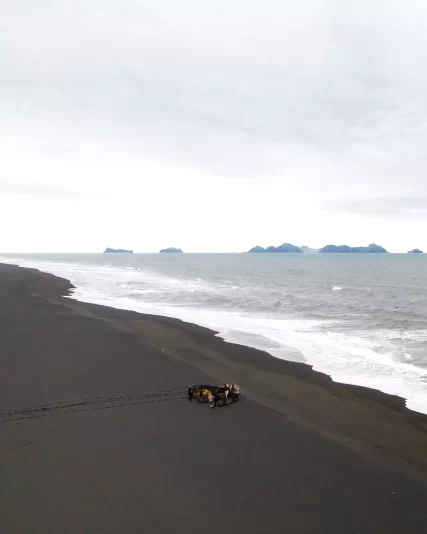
188, 384, 237, 408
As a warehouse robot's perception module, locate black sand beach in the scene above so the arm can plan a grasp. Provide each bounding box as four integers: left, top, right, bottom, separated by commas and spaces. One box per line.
1, 263, 427, 533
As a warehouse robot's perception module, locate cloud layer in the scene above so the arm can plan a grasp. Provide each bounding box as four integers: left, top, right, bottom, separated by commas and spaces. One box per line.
1, 1, 427, 251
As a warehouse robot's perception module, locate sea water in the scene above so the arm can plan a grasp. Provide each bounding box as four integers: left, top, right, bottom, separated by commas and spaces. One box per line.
1, 252, 426, 414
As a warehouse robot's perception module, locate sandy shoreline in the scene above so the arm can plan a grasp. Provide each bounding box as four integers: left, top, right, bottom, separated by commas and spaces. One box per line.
1, 263, 427, 533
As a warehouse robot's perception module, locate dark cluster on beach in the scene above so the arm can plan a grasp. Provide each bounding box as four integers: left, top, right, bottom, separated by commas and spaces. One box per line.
188, 384, 240, 408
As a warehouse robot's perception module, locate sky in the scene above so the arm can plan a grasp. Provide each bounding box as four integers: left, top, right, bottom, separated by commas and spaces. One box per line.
1, 0, 427, 253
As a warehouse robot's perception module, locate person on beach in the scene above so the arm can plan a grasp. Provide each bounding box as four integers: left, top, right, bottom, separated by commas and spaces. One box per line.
188, 386, 193, 401
208, 392, 214, 409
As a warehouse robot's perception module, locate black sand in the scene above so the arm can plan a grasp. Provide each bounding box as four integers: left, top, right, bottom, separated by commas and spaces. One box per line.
1, 263, 427, 534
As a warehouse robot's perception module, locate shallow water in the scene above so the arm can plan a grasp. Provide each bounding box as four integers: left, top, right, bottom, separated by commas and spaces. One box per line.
1, 252, 426, 413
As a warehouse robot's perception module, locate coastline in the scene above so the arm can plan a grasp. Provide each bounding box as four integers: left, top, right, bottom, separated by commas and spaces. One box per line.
1, 262, 427, 532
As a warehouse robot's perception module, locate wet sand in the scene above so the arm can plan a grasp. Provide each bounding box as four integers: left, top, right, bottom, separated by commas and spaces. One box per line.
1, 263, 427, 534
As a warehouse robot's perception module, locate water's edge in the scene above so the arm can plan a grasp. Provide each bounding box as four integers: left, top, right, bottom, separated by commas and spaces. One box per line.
1, 254, 426, 414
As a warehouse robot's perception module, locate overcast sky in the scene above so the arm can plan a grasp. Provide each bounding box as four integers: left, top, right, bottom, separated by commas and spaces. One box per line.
1, 0, 427, 252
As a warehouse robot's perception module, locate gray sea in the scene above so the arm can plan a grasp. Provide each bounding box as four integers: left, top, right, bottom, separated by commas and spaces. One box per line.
1, 253, 426, 413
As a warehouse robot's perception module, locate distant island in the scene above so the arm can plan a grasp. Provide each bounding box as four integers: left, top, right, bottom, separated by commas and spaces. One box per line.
247, 242, 389, 254
408, 249, 423, 254
103, 248, 133, 253
318, 244, 388, 254
248, 243, 302, 253
159, 247, 183, 253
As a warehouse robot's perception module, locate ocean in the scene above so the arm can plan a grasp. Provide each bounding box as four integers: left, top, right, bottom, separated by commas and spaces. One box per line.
1, 252, 426, 414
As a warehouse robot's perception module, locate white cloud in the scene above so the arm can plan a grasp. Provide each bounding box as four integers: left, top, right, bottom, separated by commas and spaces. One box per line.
1, 1, 427, 252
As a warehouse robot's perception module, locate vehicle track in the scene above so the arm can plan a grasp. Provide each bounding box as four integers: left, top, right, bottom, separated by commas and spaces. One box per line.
0, 387, 186, 423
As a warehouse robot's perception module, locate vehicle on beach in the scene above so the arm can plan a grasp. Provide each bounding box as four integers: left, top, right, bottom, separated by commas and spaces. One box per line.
190, 384, 240, 405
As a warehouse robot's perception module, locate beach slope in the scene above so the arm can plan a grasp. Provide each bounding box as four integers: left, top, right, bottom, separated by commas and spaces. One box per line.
1, 263, 426, 534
